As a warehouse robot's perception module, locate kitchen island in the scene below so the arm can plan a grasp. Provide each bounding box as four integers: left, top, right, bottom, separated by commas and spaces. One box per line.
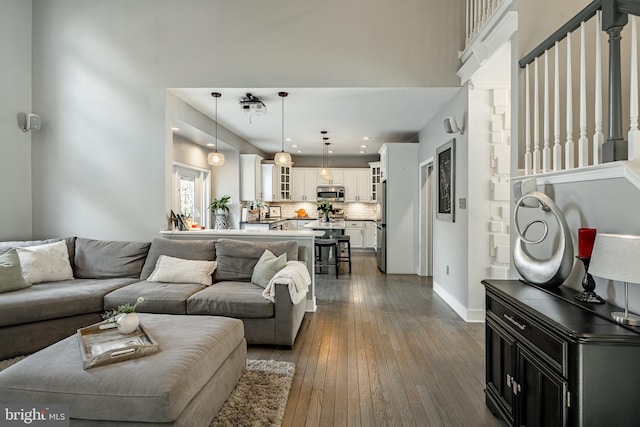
159, 229, 324, 311
302, 219, 345, 238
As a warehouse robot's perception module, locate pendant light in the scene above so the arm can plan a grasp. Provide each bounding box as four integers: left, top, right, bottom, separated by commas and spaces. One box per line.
207, 92, 225, 167
319, 131, 332, 181
274, 91, 293, 167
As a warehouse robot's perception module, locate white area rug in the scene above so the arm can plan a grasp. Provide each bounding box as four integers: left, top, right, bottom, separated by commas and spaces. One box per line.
0, 357, 295, 427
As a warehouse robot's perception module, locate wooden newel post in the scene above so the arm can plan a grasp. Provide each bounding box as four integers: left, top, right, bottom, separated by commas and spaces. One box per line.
602, 0, 628, 161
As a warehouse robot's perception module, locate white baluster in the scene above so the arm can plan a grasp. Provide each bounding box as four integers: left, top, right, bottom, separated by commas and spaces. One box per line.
543, 50, 551, 172
466, 0, 471, 45
629, 15, 640, 160
554, 42, 562, 171
533, 58, 541, 174
594, 11, 604, 165
578, 22, 589, 167
566, 32, 575, 169
525, 64, 532, 175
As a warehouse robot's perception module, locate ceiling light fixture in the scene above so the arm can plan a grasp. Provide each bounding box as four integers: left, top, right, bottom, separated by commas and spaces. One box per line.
274, 92, 293, 167
363, 136, 371, 140
207, 92, 225, 167
361, 144, 367, 148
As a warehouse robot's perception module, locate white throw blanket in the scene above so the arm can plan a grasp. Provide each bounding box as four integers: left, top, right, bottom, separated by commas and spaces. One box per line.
263, 260, 310, 305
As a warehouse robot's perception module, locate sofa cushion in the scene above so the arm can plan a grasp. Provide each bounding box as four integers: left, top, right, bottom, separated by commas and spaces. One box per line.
0, 249, 31, 293
74, 238, 150, 279
214, 239, 298, 282
104, 281, 206, 314
0, 278, 138, 328
15, 240, 74, 284
187, 281, 274, 318
140, 238, 216, 280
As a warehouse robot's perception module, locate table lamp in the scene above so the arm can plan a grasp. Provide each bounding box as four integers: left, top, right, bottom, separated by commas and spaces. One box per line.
574, 228, 604, 303
589, 233, 640, 325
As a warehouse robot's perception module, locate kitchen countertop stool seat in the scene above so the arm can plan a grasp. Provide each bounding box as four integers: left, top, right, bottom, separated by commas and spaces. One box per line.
337, 235, 352, 274
315, 238, 339, 278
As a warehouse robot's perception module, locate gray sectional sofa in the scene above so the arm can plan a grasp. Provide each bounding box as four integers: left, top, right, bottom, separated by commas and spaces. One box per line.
0, 236, 308, 360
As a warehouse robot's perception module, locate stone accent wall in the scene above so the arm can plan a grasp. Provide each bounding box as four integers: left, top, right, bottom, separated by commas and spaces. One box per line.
489, 88, 511, 279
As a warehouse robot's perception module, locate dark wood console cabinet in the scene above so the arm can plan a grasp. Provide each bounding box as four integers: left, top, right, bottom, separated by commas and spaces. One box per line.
483, 280, 640, 427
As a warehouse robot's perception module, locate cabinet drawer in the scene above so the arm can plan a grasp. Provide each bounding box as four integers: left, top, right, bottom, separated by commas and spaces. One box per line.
488, 297, 566, 375
345, 221, 365, 228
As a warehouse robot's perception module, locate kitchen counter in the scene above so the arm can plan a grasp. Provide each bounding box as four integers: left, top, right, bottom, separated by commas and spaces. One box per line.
303, 219, 346, 230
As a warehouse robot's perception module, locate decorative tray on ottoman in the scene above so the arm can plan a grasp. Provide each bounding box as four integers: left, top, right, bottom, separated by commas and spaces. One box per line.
77, 320, 159, 369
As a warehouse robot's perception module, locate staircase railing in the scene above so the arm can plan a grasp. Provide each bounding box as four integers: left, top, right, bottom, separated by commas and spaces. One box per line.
519, 0, 640, 176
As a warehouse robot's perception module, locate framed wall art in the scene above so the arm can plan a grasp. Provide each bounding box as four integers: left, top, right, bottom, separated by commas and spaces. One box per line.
436, 139, 455, 222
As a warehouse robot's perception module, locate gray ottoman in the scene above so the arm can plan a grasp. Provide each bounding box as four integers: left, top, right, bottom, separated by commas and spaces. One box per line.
0, 314, 246, 426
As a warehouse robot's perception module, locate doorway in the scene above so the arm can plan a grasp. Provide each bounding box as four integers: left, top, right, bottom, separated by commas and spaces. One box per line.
418, 159, 434, 276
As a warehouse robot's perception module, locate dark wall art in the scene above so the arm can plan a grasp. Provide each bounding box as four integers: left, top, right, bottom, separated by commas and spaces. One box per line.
436, 139, 455, 222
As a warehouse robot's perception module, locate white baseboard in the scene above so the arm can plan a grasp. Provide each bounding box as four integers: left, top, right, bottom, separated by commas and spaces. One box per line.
433, 281, 485, 323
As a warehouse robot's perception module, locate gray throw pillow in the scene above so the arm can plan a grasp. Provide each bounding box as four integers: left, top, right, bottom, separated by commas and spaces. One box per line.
0, 249, 31, 293
251, 250, 287, 288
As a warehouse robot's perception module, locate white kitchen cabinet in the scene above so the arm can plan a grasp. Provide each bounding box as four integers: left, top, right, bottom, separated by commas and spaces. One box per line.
378, 145, 388, 182
328, 170, 343, 186
292, 168, 317, 201
288, 220, 298, 230
240, 154, 263, 201
343, 169, 372, 202
261, 164, 291, 201
344, 220, 365, 248
364, 221, 377, 249
369, 162, 381, 202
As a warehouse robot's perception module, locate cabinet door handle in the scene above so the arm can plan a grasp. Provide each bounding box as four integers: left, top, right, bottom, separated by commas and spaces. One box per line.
506, 374, 512, 387
503, 314, 526, 330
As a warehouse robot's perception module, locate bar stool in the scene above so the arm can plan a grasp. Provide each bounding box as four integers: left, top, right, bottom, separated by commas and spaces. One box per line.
337, 235, 352, 273
315, 238, 339, 278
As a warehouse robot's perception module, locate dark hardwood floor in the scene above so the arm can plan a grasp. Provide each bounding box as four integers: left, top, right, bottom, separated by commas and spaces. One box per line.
248, 251, 503, 427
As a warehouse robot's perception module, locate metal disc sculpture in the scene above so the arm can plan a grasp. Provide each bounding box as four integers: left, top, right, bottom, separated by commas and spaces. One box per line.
513, 191, 574, 288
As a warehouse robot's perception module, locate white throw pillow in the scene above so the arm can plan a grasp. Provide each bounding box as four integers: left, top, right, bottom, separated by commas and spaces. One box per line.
14, 240, 74, 284
147, 255, 216, 286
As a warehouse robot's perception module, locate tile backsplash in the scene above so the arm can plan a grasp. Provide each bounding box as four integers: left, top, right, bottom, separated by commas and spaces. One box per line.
245, 201, 379, 220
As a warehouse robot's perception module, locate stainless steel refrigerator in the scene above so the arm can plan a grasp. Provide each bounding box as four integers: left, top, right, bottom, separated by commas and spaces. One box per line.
376, 181, 386, 272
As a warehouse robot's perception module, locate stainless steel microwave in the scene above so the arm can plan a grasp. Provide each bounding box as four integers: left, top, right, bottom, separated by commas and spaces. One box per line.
317, 185, 345, 201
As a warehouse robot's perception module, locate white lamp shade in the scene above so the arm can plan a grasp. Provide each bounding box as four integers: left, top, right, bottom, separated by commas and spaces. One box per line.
207, 152, 225, 167
274, 151, 292, 167
589, 233, 640, 283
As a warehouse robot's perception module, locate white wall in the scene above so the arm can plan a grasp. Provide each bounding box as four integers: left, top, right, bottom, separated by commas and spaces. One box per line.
0, 0, 32, 240
418, 87, 470, 313
24, 0, 464, 241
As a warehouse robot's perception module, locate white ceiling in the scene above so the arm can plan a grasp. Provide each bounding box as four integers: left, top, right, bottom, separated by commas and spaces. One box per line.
170, 87, 460, 157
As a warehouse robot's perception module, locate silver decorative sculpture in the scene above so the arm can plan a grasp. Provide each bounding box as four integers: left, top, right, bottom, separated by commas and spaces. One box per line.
513, 191, 574, 288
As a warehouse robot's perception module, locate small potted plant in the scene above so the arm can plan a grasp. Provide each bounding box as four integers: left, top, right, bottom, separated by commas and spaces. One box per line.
317, 201, 332, 222
102, 297, 144, 334
209, 195, 231, 229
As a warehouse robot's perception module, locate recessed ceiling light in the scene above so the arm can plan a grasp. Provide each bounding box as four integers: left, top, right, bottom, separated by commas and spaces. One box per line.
206, 143, 215, 147
359, 150, 366, 154
172, 126, 180, 131
291, 144, 298, 148
328, 150, 334, 154
296, 150, 303, 153
361, 144, 367, 148
285, 138, 292, 141
363, 136, 371, 140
